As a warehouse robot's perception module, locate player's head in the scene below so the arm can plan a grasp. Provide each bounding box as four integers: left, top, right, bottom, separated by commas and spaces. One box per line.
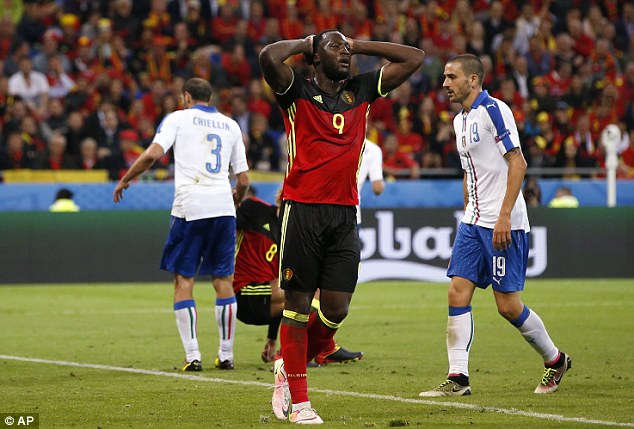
183, 78, 213, 106
309, 29, 351, 81
443, 54, 484, 106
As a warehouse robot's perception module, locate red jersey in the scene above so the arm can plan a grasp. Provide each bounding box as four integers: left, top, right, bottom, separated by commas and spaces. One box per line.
275, 70, 382, 205
233, 197, 280, 292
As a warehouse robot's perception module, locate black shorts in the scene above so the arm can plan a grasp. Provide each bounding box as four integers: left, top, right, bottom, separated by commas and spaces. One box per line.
236, 284, 272, 326
279, 201, 359, 293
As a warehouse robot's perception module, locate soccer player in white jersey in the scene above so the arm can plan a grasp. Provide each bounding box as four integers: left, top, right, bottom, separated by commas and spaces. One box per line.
356, 139, 385, 226
419, 54, 571, 397
113, 78, 249, 371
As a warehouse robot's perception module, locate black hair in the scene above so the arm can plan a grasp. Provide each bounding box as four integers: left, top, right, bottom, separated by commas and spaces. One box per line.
448, 54, 485, 85
304, 29, 339, 66
183, 77, 213, 103
55, 189, 74, 200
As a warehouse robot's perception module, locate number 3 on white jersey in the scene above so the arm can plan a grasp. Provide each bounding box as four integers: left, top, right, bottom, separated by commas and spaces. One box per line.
205, 133, 222, 173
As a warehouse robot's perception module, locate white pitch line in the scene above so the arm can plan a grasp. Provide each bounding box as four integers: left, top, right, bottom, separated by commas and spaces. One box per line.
1, 355, 632, 428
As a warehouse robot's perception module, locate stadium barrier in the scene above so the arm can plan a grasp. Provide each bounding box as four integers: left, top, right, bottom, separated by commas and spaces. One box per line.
1, 208, 632, 284
0, 178, 633, 211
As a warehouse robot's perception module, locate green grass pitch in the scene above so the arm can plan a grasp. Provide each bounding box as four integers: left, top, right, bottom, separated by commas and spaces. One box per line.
1, 280, 633, 428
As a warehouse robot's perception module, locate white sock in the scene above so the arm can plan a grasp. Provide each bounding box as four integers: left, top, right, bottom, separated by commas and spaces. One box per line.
447, 306, 473, 377
174, 299, 200, 362
512, 306, 559, 363
215, 296, 237, 361
292, 401, 311, 413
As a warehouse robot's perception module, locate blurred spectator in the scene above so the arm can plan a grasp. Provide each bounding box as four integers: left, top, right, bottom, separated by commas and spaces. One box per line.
514, 3, 542, 56
49, 188, 80, 212
187, 48, 228, 89
111, 0, 141, 46
511, 55, 531, 99
568, 13, 594, 59
553, 138, 597, 179
34, 132, 79, 170
90, 107, 125, 159
467, 21, 486, 57
212, 3, 239, 46
382, 132, 419, 180
548, 186, 579, 208
33, 28, 72, 74
614, 1, 634, 53
144, 0, 173, 38
523, 176, 542, 207
227, 92, 248, 134
530, 76, 556, 113
525, 35, 554, 78
63, 111, 90, 156
395, 112, 424, 157
15, 2, 49, 46
78, 137, 107, 171
170, 22, 196, 77
44, 98, 67, 133
0, 0, 24, 25
0, 130, 35, 170
482, 0, 512, 56
141, 79, 168, 125
46, 56, 75, 100
184, 0, 212, 48
143, 35, 174, 83
527, 112, 558, 167
221, 44, 252, 88
246, 113, 280, 171
20, 114, 47, 154
8, 56, 49, 117
0, 16, 16, 61
107, 128, 143, 180
71, 36, 98, 76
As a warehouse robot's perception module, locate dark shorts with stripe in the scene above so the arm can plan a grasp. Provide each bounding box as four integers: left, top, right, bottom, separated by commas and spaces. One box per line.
236, 283, 272, 325
279, 201, 359, 294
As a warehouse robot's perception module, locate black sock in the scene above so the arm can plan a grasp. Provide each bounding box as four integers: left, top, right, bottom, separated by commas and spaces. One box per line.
448, 373, 470, 386
546, 352, 564, 369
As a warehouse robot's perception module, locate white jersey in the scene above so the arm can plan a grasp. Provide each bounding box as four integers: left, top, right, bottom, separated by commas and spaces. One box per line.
154, 105, 249, 221
454, 90, 530, 232
357, 139, 384, 224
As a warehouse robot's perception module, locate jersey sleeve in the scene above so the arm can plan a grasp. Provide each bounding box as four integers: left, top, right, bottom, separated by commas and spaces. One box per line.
273, 70, 302, 110
485, 101, 521, 156
356, 69, 383, 103
153, 112, 179, 152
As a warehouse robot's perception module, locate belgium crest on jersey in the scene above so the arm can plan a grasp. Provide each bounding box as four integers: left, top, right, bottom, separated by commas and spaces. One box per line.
341, 91, 355, 105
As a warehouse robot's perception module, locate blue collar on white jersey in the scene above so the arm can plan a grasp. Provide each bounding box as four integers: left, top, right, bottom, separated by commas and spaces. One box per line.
470, 90, 491, 110
191, 104, 218, 113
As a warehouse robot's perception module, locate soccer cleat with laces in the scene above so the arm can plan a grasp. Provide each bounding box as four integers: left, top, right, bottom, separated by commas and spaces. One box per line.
181, 359, 202, 372
314, 346, 363, 366
534, 353, 572, 394
272, 358, 291, 420
214, 356, 234, 370
289, 404, 323, 424
419, 379, 472, 397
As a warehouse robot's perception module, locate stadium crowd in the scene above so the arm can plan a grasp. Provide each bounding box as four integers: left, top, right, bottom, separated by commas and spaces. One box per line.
1, 0, 634, 181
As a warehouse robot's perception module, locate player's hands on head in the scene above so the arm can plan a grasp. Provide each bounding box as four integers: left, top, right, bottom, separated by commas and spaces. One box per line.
303, 34, 315, 65
346, 37, 355, 54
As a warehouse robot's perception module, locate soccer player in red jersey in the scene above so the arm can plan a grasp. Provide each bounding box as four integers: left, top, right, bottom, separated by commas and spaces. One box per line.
259, 30, 424, 424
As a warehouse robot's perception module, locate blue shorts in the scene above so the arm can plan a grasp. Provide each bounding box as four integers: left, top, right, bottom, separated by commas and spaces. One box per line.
447, 222, 529, 292
160, 216, 236, 278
